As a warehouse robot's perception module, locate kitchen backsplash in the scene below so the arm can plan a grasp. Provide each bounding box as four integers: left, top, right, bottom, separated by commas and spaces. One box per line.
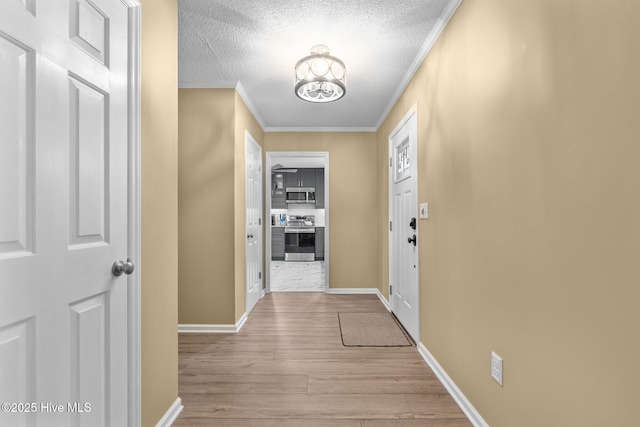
272, 208, 325, 227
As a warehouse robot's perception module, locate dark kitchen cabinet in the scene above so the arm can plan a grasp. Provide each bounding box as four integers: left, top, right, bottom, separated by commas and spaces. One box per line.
285, 168, 315, 188
284, 171, 298, 189
315, 227, 324, 260
299, 169, 315, 188
272, 173, 286, 208
277, 168, 323, 206
315, 168, 325, 208
272, 227, 285, 260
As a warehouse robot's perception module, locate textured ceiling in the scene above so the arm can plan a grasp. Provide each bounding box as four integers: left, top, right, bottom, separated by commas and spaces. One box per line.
179, 0, 459, 130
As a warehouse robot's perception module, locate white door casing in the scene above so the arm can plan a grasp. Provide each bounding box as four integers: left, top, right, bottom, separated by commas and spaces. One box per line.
264, 152, 330, 293
389, 108, 420, 342
245, 132, 263, 314
0, 1, 139, 426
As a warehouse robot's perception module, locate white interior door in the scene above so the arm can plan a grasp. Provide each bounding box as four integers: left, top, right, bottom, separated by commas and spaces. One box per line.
389, 110, 419, 342
246, 132, 263, 314
0, 1, 135, 426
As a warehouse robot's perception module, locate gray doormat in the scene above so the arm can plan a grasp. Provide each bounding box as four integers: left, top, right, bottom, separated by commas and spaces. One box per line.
338, 312, 412, 347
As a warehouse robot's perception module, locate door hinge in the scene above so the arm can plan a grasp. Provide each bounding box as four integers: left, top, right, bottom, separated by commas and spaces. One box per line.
390, 285, 393, 295
389, 221, 392, 231
259, 218, 262, 225
259, 272, 262, 280
389, 157, 393, 167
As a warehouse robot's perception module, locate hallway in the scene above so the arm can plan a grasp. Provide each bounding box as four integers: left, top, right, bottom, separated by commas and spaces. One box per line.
175, 293, 471, 426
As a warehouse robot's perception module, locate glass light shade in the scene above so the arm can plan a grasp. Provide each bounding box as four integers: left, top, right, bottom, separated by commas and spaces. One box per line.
294, 45, 346, 103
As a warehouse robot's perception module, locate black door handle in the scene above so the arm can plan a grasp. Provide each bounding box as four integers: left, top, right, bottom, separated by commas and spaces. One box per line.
409, 217, 417, 230
408, 234, 417, 246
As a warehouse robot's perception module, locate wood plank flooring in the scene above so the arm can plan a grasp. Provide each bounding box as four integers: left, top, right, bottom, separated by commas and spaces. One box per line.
175, 293, 472, 426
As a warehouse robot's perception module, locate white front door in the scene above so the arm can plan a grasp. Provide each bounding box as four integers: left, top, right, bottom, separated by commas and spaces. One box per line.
0, 1, 135, 426
246, 132, 263, 314
389, 110, 419, 342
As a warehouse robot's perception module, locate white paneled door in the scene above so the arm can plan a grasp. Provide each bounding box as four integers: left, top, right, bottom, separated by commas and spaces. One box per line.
389, 110, 419, 343
245, 132, 263, 314
0, 1, 136, 426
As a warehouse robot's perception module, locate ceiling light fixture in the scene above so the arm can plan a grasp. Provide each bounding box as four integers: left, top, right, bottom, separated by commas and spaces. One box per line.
294, 44, 346, 103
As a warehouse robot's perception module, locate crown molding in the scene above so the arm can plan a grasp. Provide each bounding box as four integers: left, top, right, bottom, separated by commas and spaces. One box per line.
264, 126, 376, 133
178, 81, 267, 130
235, 82, 267, 130
178, 81, 376, 133
178, 82, 238, 89
374, 0, 463, 130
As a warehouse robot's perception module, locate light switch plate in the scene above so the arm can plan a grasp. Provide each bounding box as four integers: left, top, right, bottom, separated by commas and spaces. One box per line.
419, 203, 429, 219
491, 351, 503, 386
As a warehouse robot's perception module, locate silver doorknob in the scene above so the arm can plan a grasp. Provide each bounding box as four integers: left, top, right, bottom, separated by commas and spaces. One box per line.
112, 259, 135, 276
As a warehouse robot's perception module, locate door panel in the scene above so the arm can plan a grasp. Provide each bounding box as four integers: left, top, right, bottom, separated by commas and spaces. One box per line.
246, 133, 263, 314
69, 293, 108, 426
0, 33, 34, 257
70, 0, 109, 64
0, 1, 132, 425
0, 317, 35, 427
69, 75, 109, 248
389, 111, 419, 342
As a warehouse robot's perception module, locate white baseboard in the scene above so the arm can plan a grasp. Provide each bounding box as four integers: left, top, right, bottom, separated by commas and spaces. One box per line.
417, 343, 489, 427
178, 312, 248, 333
235, 312, 248, 331
375, 289, 391, 312
325, 287, 391, 312
155, 397, 183, 427
326, 287, 380, 294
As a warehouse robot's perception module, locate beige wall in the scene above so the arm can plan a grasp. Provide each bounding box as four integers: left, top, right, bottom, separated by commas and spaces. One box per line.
378, 0, 640, 425
264, 133, 379, 289
178, 89, 236, 325
140, 0, 178, 425
178, 89, 264, 325
179, 97, 376, 317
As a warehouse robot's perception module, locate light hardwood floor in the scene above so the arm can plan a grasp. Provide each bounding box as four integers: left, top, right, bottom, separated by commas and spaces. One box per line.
175, 293, 472, 426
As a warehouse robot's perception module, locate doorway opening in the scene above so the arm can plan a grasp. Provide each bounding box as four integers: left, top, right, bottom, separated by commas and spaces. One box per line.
265, 152, 329, 293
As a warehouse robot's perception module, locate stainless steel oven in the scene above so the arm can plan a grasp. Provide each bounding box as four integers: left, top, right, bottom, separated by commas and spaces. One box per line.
284, 215, 315, 261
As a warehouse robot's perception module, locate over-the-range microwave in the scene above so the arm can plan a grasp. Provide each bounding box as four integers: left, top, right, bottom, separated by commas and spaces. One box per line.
286, 187, 316, 204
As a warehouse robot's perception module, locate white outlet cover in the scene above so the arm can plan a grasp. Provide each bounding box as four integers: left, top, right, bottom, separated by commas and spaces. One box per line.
491, 351, 503, 386
419, 203, 429, 219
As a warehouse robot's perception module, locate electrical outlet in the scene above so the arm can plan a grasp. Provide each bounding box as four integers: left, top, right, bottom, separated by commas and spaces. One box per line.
491, 351, 503, 386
